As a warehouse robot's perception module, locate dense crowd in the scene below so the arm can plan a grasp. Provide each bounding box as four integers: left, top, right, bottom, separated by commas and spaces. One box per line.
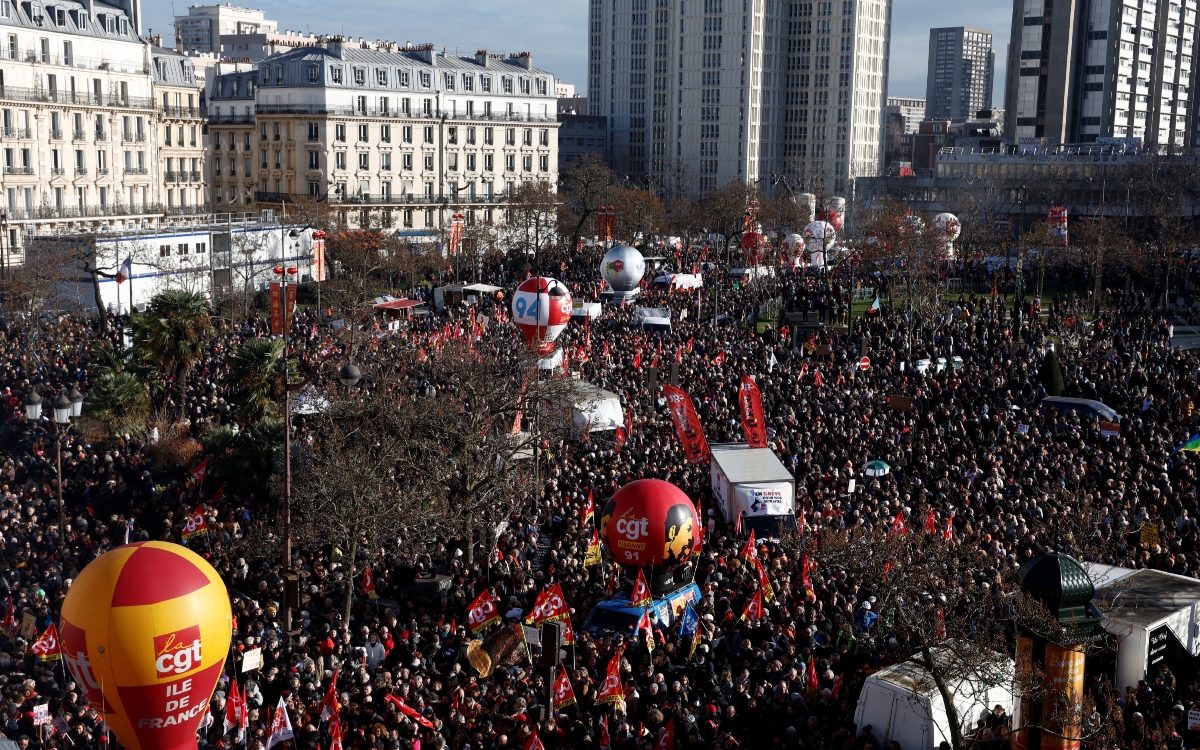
0, 255, 1199, 750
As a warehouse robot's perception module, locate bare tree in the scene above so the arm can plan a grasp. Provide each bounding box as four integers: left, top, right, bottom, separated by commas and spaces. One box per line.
559, 154, 614, 251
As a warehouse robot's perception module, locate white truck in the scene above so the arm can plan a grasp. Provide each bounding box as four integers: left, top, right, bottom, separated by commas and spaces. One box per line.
709, 444, 796, 538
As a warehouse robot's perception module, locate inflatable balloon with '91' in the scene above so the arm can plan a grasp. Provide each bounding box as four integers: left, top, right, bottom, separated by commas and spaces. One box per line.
60, 542, 232, 750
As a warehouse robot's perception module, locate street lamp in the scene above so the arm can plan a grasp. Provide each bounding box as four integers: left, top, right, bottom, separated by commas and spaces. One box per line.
52, 391, 72, 540
23, 391, 42, 420
66, 387, 83, 418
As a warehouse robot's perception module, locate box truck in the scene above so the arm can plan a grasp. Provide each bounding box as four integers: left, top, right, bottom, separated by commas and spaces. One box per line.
709, 444, 796, 538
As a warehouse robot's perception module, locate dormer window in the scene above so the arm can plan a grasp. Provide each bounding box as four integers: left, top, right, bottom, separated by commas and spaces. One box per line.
520, 77, 530, 94
52, 7, 64, 26
398, 69, 410, 87
419, 70, 431, 88
274, 65, 283, 84
536, 78, 548, 96
0, 0, 10, 19
330, 66, 342, 84
119, 17, 127, 34
377, 68, 387, 86
480, 75, 492, 93
444, 72, 455, 90
502, 76, 513, 94
261, 67, 270, 84
307, 64, 319, 83
104, 14, 115, 33
353, 67, 365, 85
462, 74, 474, 92
77, 10, 86, 28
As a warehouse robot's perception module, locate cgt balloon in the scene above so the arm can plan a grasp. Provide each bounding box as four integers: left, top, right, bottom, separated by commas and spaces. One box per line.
599, 479, 701, 570
60, 542, 232, 750
601, 246, 646, 293
511, 277, 573, 354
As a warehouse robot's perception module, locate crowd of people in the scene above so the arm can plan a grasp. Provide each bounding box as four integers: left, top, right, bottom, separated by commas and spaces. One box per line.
0, 252, 1198, 750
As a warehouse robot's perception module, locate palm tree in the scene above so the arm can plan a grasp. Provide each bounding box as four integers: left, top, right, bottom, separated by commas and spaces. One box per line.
221, 337, 293, 425
86, 371, 151, 432
131, 290, 213, 419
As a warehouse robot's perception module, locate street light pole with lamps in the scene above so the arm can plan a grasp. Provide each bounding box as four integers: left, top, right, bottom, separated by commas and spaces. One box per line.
26, 388, 83, 539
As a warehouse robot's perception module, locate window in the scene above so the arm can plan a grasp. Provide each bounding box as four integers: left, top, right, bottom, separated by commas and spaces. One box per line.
308, 122, 320, 141
481, 76, 492, 92
466, 127, 476, 145
448, 153, 458, 171
381, 152, 391, 170
354, 67, 365, 85
466, 153, 476, 171
448, 126, 458, 144
335, 152, 346, 170
358, 153, 369, 169
358, 124, 369, 142
419, 71, 431, 88
505, 154, 515, 171
462, 74, 474, 91
539, 155, 549, 171
377, 68, 388, 86
159, 244, 171, 257
398, 69, 410, 87
424, 126, 434, 143
422, 98, 433, 116
178, 244, 189, 256
308, 151, 320, 169
506, 128, 516, 145
502, 76, 514, 94
402, 153, 413, 170
381, 124, 391, 142
484, 127, 494, 145
403, 125, 413, 143
424, 154, 434, 170
336, 123, 346, 142
523, 155, 533, 171
444, 72, 455, 90
331, 66, 343, 84
523, 129, 532, 146
484, 153, 494, 171
307, 65, 319, 84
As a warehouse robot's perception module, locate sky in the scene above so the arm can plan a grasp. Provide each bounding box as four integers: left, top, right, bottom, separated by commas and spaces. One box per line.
147, 0, 1012, 105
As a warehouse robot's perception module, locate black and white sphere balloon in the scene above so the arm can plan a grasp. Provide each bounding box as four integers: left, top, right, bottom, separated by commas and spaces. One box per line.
601, 245, 646, 293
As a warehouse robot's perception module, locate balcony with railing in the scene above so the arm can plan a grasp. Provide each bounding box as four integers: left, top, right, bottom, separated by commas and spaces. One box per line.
51, 167, 65, 176
207, 111, 255, 124
75, 166, 87, 176
161, 105, 203, 119
72, 130, 87, 141
3, 166, 34, 175
254, 191, 508, 206
0, 85, 153, 110
125, 166, 148, 175
50, 128, 63, 140
97, 167, 109, 176
2, 202, 166, 220
164, 171, 178, 182
95, 130, 107, 142
254, 103, 557, 123
3, 127, 31, 138
190, 171, 202, 182
4, 49, 149, 76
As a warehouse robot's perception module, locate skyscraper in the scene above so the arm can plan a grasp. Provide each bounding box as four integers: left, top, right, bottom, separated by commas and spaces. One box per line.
588, 0, 892, 197
1002, 0, 1197, 146
925, 27, 994, 122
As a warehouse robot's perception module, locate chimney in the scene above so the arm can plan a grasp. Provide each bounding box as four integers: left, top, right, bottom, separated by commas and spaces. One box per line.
411, 43, 434, 64
509, 51, 532, 70
474, 49, 488, 66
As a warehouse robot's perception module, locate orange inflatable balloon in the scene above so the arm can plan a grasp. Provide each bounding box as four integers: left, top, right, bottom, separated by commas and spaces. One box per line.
60, 542, 232, 750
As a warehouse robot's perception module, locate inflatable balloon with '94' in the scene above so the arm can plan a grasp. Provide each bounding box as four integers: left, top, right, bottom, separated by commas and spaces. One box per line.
599, 479, 702, 594
60, 542, 232, 750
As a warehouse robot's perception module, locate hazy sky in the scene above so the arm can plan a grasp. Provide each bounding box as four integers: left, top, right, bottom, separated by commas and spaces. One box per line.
148, 0, 1011, 104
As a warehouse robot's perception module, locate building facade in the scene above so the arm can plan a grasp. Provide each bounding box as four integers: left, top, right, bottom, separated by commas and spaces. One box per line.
1003, 0, 1197, 146
206, 66, 257, 208
208, 41, 559, 235
925, 27, 993, 123
589, 0, 892, 198
175, 4, 275, 55
0, 0, 208, 264
558, 112, 608, 168
886, 95, 925, 133
151, 45, 206, 212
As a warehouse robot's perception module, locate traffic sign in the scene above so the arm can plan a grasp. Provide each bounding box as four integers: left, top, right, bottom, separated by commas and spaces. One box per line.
858, 357, 871, 371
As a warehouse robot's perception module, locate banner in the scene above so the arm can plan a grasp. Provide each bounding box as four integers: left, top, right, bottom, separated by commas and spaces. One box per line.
312, 231, 327, 282
182, 504, 208, 541
662, 384, 710, 464
738, 375, 768, 448
269, 282, 298, 335
552, 665, 577, 711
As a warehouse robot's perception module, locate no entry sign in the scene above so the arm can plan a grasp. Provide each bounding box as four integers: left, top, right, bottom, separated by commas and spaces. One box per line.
858, 357, 871, 371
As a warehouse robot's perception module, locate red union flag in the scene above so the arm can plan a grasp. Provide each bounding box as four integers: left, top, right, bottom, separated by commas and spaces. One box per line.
631, 569, 652, 609
182, 504, 208, 541
552, 665, 577, 711
739, 589, 763, 623
738, 375, 768, 448
467, 590, 500, 634
754, 557, 775, 602
189, 458, 207, 487
528, 583, 569, 625
595, 653, 624, 706
662, 384, 710, 464
30, 624, 61, 660
360, 566, 378, 599
655, 719, 676, 750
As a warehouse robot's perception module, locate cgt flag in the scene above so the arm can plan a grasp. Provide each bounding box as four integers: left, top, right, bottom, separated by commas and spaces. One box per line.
467, 590, 501, 634
265, 697, 294, 750
360, 566, 379, 599
30, 624, 61, 660
596, 653, 625, 707
552, 665, 577, 711
583, 530, 603, 567
739, 590, 763, 623
385, 694, 435, 729
631, 569, 652, 609
738, 375, 768, 448
182, 504, 208, 542
662, 384, 711, 464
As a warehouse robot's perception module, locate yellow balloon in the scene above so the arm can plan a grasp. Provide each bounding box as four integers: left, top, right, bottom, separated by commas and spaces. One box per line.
60, 542, 231, 750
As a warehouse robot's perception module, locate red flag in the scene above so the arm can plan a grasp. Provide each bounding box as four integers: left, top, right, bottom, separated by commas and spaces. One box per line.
662, 384, 711, 464
636, 608, 656, 653
529, 583, 569, 625
265, 697, 294, 750
832, 673, 843, 700
511, 410, 523, 434
797, 510, 806, 531
239, 682, 249, 738
734, 510, 743, 537
596, 654, 625, 706
631, 569, 652, 609
936, 608, 947, 640
360, 566, 378, 599
189, 458, 208, 486
182, 504, 208, 541
467, 590, 501, 634
210, 484, 226, 505
625, 408, 634, 437
739, 590, 763, 623
633, 351, 642, 370
675, 348, 682, 365
686, 337, 694, 352
523, 732, 546, 750
655, 719, 675, 750
806, 659, 820, 693
328, 711, 344, 750
924, 509, 936, 536
740, 529, 757, 561
944, 516, 954, 540
813, 370, 824, 388
603, 340, 611, 358
1, 597, 15, 636
581, 491, 595, 529
385, 694, 435, 729
738, 375, 768, 448
754, 557, 775, 602
713, 351, 725, 367
614, 426, 627, 450
600, 715, 612, 750
890, 510, 907, 537
552, 665, 577, 711
224, 677, 246, 738
30, 624, 61, 660
320, 670, 340, 721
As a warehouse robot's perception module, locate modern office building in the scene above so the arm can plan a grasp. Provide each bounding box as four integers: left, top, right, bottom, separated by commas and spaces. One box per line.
209, 41, 559, 235
1003, 0, 1198, 146
925, 27, 993, 123
886, 96, 925, 133
0, 0, 207, 264
588, 0, 892, 198
175, 5, 276, 55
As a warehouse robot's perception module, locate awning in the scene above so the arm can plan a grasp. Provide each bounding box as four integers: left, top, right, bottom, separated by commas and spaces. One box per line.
373, 298, 422, 311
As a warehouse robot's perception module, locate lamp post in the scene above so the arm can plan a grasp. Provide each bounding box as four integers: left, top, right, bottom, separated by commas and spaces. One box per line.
338, 364, 362, 388
51, 392, 73, 539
